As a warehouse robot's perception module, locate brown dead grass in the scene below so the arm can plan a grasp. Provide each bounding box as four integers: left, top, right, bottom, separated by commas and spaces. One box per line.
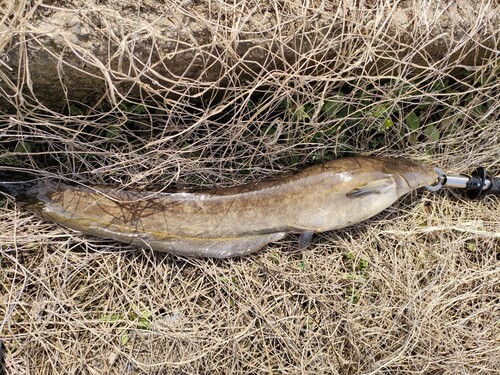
1, 0, 499, 374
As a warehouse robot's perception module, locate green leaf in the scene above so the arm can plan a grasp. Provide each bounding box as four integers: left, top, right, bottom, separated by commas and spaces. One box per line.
101, 314, 121, 322
430, 80, 445, 93
369, 135, 384, 149
345, 273, 368, 281
405, 111, 420, 130
424, 125, 440, 141
260, 125, 276, 136
133, 104, 147, 114
121, 330, 130, 345
68, 104, 84, 116
133, 309, 152, 329
105, 126, 122, 139
345, 286, 360, 304
323, 122, 342, 137
285, 155, 300, 166
357, 258, 369, 271
138, 317, 150, 329
381, 118, 394, 131
471, 104, 487, 116
292, 104, 311, 121
14, 141, 32, 153
278, 99, 290, 110
466, 242, 478, 252
371, 103, 389, 119
322, 96, 345, 118
395, 83, 414, 96
345, 252, 356, 260
296, 260, 307, 271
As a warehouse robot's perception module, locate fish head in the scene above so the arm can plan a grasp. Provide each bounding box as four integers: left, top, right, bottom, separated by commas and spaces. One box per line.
377, 157, 438, 194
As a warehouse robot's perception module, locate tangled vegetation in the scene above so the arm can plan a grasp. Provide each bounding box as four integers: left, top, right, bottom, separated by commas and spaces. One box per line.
0, 0, 499, 373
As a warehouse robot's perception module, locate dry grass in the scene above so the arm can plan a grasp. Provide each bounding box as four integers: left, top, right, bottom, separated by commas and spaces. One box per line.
1, 0, 499, 374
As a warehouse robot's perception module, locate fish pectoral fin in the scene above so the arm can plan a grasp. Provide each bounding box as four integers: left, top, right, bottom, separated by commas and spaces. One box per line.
346, 176, 395, 198
145, 232, 288, 258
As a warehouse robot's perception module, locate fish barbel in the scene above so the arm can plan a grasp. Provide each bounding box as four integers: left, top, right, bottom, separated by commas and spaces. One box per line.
0, 157, 437, 258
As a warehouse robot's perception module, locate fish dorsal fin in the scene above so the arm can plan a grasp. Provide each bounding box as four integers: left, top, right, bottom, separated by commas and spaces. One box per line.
346, 176, 395, 198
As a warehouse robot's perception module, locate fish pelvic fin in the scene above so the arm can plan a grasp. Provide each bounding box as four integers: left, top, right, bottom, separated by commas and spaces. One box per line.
298, 231, 314, 249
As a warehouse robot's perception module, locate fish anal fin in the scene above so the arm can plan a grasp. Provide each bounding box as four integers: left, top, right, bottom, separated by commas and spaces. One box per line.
346, 176, 395, 198
141, 232, 287, 258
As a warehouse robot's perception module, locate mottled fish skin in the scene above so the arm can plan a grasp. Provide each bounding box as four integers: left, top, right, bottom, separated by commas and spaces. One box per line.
0, 157, 437, 258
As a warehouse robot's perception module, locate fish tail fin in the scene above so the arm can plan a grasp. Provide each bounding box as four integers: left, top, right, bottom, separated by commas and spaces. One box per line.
0, 169, 39, 198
